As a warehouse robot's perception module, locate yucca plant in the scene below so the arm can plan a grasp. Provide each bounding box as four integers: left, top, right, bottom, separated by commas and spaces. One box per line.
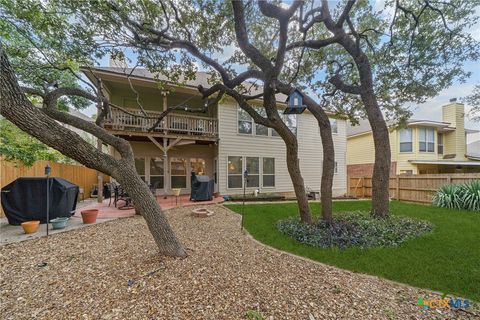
459, 180, 480, 212
432, 184, 463, 209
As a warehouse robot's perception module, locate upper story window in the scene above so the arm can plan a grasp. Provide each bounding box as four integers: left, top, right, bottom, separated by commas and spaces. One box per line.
437, 133, 444, 154
284, 114, 297, 135
419, 128, 435, 152
238, 108, 253, 134
399, 128, 413, 152
237, 106, 297, 137
255, 108, 269, 136
330, 118, 338, 134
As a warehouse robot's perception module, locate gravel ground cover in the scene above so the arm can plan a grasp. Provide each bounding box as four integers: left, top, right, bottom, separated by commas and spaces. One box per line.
0, 205, 477, 319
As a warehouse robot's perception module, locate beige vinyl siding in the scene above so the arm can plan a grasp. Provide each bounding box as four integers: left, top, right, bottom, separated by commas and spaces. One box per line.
347, 120, 469, 174
442, 103, 467, 160
218, 101, 347, 196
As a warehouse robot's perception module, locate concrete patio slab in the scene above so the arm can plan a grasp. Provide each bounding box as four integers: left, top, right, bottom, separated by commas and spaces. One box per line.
1, 195, 224, 246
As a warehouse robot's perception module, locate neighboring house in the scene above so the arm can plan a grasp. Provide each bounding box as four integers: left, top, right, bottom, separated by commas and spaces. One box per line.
83, 66, 348, 197
466, 132, 480, 160
347, 99, 480, 176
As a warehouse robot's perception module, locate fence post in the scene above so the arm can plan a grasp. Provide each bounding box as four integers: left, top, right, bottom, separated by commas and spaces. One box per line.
396, 175, 400, 200
362, 177, 366, 198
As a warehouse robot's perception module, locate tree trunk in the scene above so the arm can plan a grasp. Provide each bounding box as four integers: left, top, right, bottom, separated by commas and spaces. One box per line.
284, 138, 313, 224
317, 117, 335, 224
259, 83, 313, 224
360, 93, 391, 218
114, 161, 187, 257
0, 46, 187, 257
336, 34, 391, 218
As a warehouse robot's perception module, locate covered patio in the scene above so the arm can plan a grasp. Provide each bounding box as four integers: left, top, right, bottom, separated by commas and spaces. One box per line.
74, 195, 224, 219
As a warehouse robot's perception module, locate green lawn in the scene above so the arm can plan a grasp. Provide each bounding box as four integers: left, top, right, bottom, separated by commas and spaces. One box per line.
225, 200, 480, 302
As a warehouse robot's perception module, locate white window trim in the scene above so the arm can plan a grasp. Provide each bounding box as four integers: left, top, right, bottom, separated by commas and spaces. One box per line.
236, 106, 298, 138
237, 107, 253, 135
330, 118, 338, 135
437, 133, 444, 155
246, 157, 260, 188
135, 157, 165, 189
262, 157, 275, 188
399, 128, 413, 153
419, 127, 435, 153
227, 156, 244, 189
226, 156, 276, 190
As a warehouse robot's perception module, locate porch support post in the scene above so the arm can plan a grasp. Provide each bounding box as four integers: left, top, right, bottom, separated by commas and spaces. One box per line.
163, 138, 170, 197
96, 85, 103, 203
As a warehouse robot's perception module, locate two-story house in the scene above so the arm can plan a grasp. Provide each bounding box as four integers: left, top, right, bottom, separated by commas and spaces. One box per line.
347, 99, 480, 176
83, 66, 348, 197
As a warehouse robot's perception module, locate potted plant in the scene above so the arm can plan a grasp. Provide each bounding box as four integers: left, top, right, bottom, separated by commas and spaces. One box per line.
21, 220, 40, 234
50, 217, 69, 230
80, 209, 98, 224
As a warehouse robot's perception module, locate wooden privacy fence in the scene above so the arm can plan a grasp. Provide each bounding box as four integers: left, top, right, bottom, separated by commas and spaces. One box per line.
348, 173, 480, 204
1, 159, 106, 217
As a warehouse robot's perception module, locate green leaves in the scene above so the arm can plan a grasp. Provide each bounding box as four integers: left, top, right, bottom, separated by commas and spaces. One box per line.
433, 180, 480, 212
0, 119, 73, 166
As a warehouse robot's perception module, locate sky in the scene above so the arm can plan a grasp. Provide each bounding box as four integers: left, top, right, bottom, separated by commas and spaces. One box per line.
82, 0, 480, 131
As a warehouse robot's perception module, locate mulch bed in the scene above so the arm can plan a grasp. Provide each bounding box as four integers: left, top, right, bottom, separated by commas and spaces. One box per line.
0, 205, 477, 319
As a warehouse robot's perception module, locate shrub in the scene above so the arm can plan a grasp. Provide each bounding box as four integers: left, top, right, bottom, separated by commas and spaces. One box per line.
277, 212, 433, 249
433, 180, 480, 211
459, 180, 480, 211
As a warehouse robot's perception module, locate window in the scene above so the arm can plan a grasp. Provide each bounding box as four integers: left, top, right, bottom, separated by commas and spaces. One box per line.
399, 128, 413, 152
134, 157, 146, 181
238, 108, 252, 134
171, 158, 187, 188
400, 170, 413, 175
246, 157, 259, 187
149, 157, 164, 189
255, 108, 269, 136
190, 158, 206, 176
262, 158, 275, 187
437, 133, 444, 154
228, 156, 243, 188
334, 161, 338, 174
330, 118, 338, 134
284, 114, 297, 135
419, 128, 435, 152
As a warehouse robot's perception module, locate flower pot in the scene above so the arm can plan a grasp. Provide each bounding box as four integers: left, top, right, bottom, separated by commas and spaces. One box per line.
213, 192, 220, 198
172, 188, 182, 197
50, 217, 69, 230
21, 221, 40, 234
81, 209, 98, 224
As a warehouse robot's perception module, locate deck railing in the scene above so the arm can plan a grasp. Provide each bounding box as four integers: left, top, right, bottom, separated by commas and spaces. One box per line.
105, 108, 218, 138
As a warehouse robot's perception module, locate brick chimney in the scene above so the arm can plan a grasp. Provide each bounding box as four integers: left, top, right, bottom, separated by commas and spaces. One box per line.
442, 99, 466, 160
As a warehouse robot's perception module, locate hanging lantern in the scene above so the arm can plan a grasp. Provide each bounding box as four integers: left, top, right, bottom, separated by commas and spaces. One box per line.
284, 89, 306, 114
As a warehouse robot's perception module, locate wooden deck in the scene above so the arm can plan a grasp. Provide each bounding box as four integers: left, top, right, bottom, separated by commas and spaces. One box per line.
105, 108, 218, 141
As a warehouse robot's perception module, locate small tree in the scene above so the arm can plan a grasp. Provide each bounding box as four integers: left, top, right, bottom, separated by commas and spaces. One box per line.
0, 118, 75, 166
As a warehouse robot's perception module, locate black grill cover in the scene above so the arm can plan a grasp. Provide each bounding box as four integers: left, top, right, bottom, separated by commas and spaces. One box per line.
190, 172, 214, 201
1, 177, 79, 225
